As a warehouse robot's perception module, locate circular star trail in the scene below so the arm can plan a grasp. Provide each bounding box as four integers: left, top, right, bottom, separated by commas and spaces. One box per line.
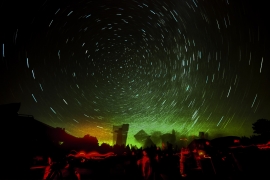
1, 0, 270, 145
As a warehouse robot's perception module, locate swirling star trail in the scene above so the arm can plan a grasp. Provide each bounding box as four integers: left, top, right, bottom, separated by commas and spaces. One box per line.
1, 0, 269, 145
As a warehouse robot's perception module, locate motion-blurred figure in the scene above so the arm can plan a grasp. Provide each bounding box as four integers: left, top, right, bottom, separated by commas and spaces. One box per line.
43, 156, 53, 180
137, 150, 152, 180
153, 149, 163, 180
66, 151, 81, 180
180, 148, 189, 177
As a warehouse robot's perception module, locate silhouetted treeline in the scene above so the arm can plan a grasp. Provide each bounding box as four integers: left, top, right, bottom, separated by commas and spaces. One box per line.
240, 119, 270, 145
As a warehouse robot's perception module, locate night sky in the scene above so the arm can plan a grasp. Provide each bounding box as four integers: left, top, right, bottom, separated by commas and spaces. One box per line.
1, 0, 269, 145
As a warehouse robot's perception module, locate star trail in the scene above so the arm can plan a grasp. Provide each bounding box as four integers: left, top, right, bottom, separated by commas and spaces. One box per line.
1, 0, 269, 145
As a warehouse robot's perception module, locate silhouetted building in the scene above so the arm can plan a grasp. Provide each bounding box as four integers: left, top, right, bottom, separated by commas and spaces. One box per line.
112, 124, 129, 146
160, 129, 176, 145
199, 132, 205, 139
143, 136, 155, 148
134, 129, 149, 143
113, 125, 121, 145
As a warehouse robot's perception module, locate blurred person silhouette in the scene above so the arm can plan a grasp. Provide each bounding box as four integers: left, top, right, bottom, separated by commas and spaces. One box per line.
44, 157, 65, 180
137, 149, 153, 180
125, 151, 139, 179
65, 150, 81, 180
42, 148, 65, 180
43, 156, 53, 180
152, 148, 163, 180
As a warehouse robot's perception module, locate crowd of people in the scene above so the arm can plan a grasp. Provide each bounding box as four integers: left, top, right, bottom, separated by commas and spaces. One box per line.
41, 146, 182, 180
34, 141, 270, 180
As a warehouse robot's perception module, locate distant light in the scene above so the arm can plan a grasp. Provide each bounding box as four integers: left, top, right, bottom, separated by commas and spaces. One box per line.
260, 57, 263, 73
55, 8, 60, 14
32, 94, 37, 103
2, 44, 4, 57
39, 83, 43, 91
50, 107, 56, 114
59, 141, 64, 145
26, 58, 29, 68
49, 20, 53, 27
63, 99, 68, 105
32, 70, 35, 79
67, 11, 73, 16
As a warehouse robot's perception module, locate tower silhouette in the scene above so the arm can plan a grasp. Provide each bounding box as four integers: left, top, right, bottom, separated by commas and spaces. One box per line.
112, 124, 129, 146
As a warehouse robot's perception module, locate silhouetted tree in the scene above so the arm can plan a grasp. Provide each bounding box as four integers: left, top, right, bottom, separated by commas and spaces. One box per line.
100, 143, 112, 153
82, 134, 99, 150
252, 119, 270, 136
83, 134, 98, 143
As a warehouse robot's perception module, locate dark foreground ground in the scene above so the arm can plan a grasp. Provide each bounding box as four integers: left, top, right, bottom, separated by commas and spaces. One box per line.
27, 148, 270, 180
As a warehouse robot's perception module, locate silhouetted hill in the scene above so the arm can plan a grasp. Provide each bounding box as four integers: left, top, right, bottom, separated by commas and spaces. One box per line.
0, 103, 99, 154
